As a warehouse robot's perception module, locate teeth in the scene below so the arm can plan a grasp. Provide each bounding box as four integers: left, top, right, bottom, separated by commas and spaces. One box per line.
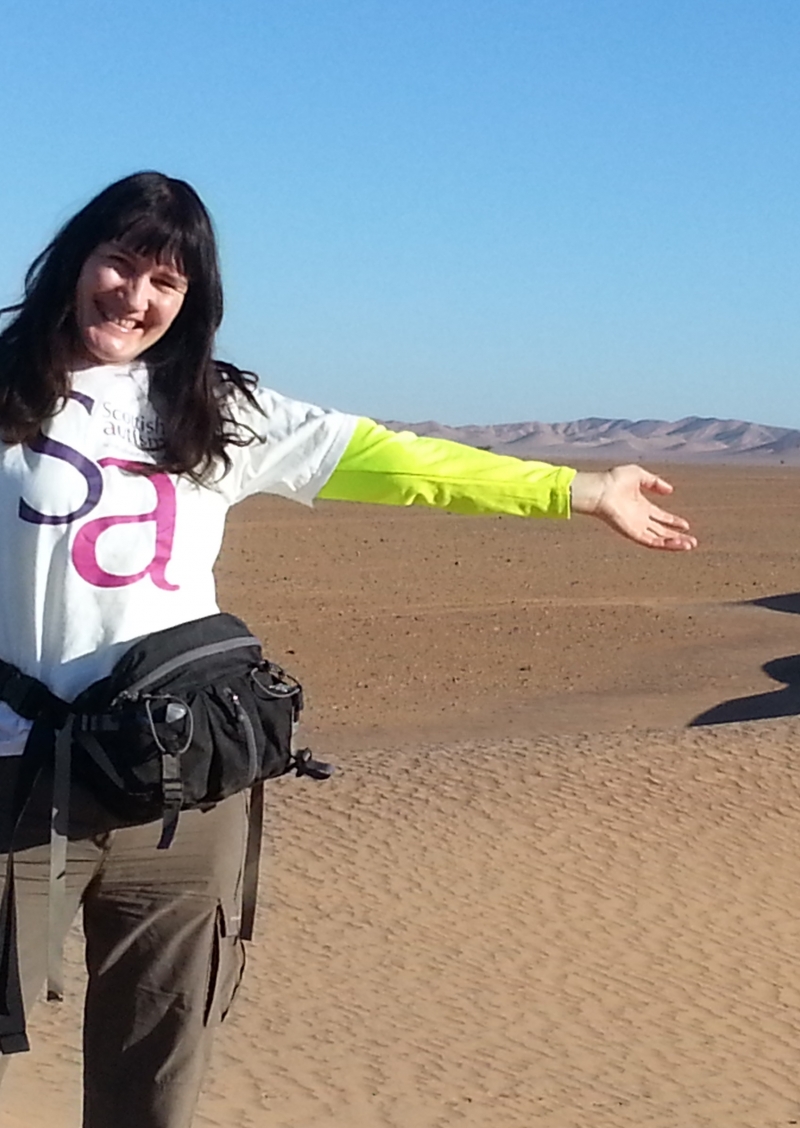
104, 314, 140, 331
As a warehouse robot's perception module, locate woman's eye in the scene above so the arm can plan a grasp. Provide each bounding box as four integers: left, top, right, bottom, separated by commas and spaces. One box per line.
155, 276, 185, 292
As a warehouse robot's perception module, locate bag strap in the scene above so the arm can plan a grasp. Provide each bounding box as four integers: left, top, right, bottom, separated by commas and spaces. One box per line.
0, 713, 61, 1055
119, 634, 262, 699
0, 659, 67, 724
0, 858, 28, 1054
0, 661, 70, 1055
238, 751, 335, 942
46, 719, 74, 1004
240, 781, 264, 941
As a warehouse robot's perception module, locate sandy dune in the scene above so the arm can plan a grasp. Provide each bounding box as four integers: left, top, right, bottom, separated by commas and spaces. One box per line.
4, 463, 800, 1127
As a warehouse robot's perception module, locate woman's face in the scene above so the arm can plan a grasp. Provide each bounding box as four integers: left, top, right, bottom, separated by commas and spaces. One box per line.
73, 242, 189, 366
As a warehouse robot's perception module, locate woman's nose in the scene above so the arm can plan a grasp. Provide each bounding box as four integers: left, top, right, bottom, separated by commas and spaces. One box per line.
121, 272, 151, 310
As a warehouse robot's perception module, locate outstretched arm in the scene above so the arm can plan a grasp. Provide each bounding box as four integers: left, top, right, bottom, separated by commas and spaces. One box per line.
318, 418, 575, 518
570, 466, 697, 551
318, 419, 696, 550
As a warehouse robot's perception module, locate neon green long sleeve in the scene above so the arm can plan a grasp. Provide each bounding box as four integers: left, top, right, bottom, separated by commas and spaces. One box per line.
318, 417, 577, 518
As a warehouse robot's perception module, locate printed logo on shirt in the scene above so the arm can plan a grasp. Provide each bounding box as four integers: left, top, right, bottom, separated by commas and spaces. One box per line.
102, 401, 165, 451
18, 392, 178, 590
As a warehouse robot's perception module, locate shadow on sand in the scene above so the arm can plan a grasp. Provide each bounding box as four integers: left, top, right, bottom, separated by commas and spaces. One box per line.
689, 592, 800, 727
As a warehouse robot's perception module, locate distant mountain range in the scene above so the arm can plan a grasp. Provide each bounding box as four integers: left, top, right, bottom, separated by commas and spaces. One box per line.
382, 416, 800, 465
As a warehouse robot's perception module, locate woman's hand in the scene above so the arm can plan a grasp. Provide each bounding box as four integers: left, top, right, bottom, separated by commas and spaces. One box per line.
570, 466, 697, 551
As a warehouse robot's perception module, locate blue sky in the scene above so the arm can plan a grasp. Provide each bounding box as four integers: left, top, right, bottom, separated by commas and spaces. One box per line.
1, 1, 798, 427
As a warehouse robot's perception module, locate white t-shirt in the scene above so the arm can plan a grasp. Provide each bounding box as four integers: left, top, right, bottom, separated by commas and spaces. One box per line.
0, 362, 358, 755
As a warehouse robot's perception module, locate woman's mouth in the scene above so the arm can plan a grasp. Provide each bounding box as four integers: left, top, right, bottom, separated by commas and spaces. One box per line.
96, 305, 143, 333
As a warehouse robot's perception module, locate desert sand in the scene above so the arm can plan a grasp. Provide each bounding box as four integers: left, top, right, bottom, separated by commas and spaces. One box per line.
4, 463, 800, 1127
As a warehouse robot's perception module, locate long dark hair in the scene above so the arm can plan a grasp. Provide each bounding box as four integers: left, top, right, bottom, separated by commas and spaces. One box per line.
0, 171, 260, 482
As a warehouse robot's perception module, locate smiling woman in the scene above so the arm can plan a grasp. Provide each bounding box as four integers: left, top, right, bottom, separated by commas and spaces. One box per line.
0, 173, 254, 484
0, 170, 695, 1128
74, 244, 189, 367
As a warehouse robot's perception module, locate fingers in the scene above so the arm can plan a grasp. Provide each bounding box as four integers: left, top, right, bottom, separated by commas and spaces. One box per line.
626, 469, 696, 547
640, 473, 674, 496
628, 525, 697, 551
653, 533, 697, 551
608, 501, 697, 550
610, 465, 674, 496
638, 517, 698, 551
648, 506, 697, 546
589, 463, 698, 550
648, 505, 692, 531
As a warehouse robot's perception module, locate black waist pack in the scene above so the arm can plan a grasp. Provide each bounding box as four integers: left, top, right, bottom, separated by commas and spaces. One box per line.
69, 611, 329, 841
0, 612, 332, 1055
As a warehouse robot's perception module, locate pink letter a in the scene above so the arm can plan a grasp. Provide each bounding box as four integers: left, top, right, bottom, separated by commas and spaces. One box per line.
72, 459, 179, 590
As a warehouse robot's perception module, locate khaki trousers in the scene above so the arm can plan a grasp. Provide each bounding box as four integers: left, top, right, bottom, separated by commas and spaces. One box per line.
0, 757, 249, 1128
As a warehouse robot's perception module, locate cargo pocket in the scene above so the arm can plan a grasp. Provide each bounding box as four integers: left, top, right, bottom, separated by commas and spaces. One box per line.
203, 900, 246, 1027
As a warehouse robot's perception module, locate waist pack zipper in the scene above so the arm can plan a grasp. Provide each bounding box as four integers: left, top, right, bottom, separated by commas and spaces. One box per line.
118, 635, 262, 700
228, 691, 259, 779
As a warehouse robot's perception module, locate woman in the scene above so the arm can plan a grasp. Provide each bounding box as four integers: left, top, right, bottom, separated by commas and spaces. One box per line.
0, 171, 695, 1128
